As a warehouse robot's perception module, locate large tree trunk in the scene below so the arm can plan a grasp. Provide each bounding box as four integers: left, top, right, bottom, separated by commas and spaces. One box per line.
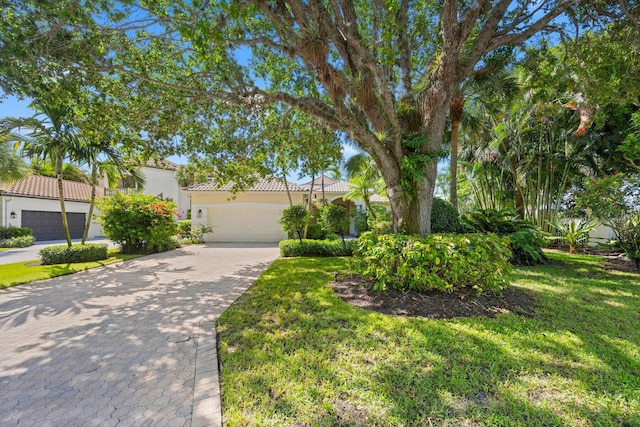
56, 152, 72, 247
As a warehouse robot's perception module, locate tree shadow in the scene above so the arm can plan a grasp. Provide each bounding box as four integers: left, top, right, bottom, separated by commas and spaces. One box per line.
0, 245, 279, 425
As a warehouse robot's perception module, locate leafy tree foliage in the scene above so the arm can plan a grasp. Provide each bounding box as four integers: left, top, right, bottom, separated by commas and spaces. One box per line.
5, 0, 628, 235
319, 204, 350, 242
0, 141, 27, 182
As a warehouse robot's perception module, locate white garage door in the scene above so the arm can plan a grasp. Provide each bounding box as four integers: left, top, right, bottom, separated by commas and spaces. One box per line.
208, 203, 287, 242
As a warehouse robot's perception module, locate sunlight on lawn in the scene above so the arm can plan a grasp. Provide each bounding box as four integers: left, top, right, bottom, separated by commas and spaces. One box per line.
217, 253, 640, 426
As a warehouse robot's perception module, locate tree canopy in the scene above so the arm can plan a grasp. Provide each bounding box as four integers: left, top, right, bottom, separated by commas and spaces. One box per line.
1, 0, 636, 234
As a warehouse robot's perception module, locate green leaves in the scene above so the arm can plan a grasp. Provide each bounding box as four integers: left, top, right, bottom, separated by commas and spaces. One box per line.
353, 232, 512, 293
96, 192, 178, 254
279, 205, 310, 243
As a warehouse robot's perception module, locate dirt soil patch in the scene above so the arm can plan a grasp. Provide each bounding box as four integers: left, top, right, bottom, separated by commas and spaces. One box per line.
331, 275, 537, 319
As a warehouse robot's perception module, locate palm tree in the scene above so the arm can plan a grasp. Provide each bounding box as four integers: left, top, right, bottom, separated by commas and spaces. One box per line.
80, 138, 145, 243
448, 71, 519, 208
343, 152, 384, 220
0, 140, 27, 182
1, 99, 83, 247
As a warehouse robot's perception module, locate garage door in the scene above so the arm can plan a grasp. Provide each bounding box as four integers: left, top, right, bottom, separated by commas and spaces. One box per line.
208, 204, 287, 242
22, 210, 86, 242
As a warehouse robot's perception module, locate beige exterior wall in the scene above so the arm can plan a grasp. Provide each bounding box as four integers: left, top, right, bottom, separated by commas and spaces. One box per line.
190, 191, 306, 242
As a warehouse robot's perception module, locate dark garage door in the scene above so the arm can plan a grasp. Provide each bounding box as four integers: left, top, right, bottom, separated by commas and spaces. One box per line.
22, 210, 86, 242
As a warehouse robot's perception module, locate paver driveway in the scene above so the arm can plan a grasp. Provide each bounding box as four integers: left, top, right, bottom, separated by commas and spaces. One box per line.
0, 243, 280, 427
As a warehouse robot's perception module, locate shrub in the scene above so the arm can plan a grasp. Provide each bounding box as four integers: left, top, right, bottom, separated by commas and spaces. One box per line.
280, 239, 356, 257
546, 219, 599, 254
0, 235, 36, 248
306, 223, 326, 240
431, 197, 460, 233
0, 226, 32, 239
97, 192, 178, 254
280, 205, 310, 242
619, 213, 640, 271
460, 208, 546, 265
39, 243, 108, 265
319, 204, 350, 240
177, 220, 192, 239
368, 205, 393, 234
176, 220, 212, 244
353, 211, 369, 235
353, 232, 512, 293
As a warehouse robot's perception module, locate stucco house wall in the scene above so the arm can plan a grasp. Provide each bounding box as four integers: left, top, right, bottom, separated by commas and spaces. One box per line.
1, 195, 103, 239
188, 178, 308, 243
0, 175, 105, 241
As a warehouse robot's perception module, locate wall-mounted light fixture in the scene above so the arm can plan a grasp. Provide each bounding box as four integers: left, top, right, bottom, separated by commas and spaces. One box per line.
196, 209, 203, 218
10, 211, 16, 219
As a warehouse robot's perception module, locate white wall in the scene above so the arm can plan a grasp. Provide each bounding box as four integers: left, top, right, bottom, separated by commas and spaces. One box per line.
1, 195, 103, 238
140, 167, 190, 219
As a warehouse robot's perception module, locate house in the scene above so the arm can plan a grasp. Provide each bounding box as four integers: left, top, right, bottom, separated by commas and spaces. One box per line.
0, 175, 105, 241
0, 159, 191, 242
104, 159, 190, 219
187, 175, 371, 242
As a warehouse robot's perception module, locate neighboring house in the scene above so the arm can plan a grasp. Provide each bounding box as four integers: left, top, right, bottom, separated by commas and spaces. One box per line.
105, 159, 190, 219
187, 175, 373, 243
0, 175, 105, 241
187, 177, 308, 242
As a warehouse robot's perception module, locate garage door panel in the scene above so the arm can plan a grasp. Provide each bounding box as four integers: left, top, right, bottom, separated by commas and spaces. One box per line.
22, 210, 86, 241
208, 204, 286, 242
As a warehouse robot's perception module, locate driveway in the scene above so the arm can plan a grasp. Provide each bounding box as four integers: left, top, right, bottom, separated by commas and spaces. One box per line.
0, 243, 280, 426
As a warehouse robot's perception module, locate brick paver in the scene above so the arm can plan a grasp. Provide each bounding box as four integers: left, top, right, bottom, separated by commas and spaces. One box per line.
0, 243, 280, 426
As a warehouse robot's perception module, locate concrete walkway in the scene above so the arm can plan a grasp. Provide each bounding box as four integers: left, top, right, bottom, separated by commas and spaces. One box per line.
0, 243, 280, 426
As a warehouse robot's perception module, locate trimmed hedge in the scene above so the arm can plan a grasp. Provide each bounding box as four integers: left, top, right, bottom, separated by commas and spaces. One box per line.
353, 232, 512, 293
431, 197, 460, 233
280, 239, 356, 257
39, 243, 109, 265
0, 235, 36, 248
0, 226, 32, 239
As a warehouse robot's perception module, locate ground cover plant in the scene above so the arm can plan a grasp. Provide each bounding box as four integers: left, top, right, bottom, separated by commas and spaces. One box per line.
217, 253, 640, 426
0, 250, 140, 289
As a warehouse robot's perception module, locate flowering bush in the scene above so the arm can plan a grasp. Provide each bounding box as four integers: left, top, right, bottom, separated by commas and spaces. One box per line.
97, 192, 178, 254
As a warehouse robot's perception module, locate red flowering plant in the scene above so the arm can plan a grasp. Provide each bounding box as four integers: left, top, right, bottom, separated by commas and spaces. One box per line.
97, 192, 178, 254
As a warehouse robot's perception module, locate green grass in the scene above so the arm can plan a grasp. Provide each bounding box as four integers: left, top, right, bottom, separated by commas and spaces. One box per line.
0, 250, 141, 289
217, 253, 640, 426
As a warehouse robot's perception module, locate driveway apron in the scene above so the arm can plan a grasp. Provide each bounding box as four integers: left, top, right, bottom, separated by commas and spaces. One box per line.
0, 243, 280, 427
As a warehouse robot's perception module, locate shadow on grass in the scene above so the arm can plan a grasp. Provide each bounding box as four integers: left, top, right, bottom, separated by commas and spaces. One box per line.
217, 255, 640, 426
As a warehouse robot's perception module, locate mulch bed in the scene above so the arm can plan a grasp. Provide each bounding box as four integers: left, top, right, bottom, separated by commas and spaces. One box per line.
331, 251, 638, 320
330, 275, 538, 320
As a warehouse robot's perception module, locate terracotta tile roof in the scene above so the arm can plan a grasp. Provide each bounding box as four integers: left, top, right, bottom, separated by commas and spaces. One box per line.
0, 175, 105, 202
303, 175, 338, 186
186, 177, 307, 192
321, 181, 351, 192
144, 159, 180, 171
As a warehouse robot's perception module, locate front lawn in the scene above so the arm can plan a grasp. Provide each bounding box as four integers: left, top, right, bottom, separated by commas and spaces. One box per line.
0, 251, 141, 289
217, 253, 640, 426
